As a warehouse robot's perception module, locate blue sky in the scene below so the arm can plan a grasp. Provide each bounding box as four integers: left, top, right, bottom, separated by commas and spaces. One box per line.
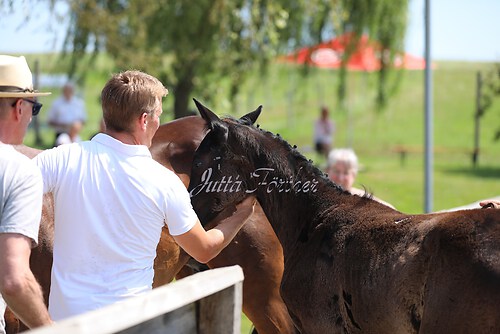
406, 0, 500, 62
1, 0, 499, 62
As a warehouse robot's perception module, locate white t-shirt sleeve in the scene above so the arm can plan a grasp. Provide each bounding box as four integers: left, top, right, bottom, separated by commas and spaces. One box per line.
0, 150, 43, 246
163, 174, 198, 236
33, 148, 62, 194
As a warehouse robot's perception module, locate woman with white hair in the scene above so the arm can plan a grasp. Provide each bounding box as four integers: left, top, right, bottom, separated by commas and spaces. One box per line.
326, 148, 395, 209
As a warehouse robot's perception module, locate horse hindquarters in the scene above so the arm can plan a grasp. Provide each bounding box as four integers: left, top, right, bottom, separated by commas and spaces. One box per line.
419, 214, 500, 333
419, 252, 500, 333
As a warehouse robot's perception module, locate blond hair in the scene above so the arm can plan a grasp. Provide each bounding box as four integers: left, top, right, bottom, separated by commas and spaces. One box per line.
101, 70, 168, 133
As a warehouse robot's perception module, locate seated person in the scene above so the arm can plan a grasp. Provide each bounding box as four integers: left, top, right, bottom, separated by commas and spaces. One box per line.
55, 121, 82, 146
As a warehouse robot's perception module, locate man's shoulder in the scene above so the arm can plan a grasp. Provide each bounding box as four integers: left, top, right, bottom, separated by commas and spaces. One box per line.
1, 144, 36, 165
0, 145, 41, 180
141, 159, 186, 189
147, 159, 178, 178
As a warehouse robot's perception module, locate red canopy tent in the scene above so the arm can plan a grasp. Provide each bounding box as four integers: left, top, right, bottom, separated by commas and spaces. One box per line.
281, 33, 428, 71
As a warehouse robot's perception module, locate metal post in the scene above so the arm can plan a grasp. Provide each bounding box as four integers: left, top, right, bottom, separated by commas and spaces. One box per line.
424, 0, 433, 213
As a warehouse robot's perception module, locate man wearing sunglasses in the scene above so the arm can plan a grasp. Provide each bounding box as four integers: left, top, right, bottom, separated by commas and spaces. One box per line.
11, 98, 43, 116
0, 55, 53, 333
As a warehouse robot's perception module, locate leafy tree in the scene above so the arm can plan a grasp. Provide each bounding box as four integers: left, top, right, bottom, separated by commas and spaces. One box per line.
3, 0, 410, 117
54, 0, 295, 118
336, 0, 409, 108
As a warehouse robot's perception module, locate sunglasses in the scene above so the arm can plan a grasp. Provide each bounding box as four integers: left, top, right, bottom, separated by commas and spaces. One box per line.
11, 98, 43, 116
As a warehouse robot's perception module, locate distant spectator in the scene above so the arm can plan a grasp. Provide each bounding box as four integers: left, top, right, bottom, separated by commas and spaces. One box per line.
47, 82, 86, 147
327, 148, 395, 209
313, 106, 335, 158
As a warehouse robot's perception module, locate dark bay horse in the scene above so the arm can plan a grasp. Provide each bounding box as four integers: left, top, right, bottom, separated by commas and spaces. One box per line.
150, 116, 297, 334
5, 118, 297, 334
187, 100, 500, 334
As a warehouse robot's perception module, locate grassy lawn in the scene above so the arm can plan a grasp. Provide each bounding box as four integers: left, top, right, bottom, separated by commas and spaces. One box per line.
20, 54, 500, 332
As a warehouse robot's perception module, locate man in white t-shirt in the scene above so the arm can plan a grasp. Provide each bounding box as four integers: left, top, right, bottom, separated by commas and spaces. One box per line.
0, 55, 53, 333
47, 82, 86, 146
34, 70, 255, 321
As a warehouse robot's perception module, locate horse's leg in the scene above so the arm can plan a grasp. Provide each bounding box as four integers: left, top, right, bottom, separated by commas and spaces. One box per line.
4, 308, 21, 334
207, 204, 298, 334
153, 227, 192, 287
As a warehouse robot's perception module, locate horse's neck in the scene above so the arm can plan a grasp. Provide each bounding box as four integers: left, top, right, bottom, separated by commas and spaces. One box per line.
250, 157, 346, 257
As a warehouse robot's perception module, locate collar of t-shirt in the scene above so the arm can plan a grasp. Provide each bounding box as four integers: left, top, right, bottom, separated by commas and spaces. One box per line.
91, 133, 152, 158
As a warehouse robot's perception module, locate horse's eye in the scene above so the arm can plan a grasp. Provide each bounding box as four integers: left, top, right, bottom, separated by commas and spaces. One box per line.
195, 162, 203, 168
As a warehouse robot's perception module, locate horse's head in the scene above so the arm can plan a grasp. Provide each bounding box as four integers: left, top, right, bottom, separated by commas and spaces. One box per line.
188, 99, 262, 223
150, 116, 208, 187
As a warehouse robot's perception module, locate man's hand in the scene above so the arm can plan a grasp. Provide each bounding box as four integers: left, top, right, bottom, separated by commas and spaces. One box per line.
174, 196, 257, 264
230, 196, 257, 224
479, 199, 500, 209
205, 196, 257, 229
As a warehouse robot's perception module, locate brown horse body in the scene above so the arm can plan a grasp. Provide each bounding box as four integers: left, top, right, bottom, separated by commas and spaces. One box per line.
188, 102, 500, 334
5, 118, 297, 334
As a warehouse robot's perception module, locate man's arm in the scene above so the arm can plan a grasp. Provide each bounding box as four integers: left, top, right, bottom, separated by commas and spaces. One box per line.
173, 196, 256, 264
0, 234, 53, 329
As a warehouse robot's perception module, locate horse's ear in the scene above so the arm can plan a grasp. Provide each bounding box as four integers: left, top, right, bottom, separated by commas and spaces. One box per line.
193, 98, 228, 142
240, 105, 262, 125
193, 98, 220, 129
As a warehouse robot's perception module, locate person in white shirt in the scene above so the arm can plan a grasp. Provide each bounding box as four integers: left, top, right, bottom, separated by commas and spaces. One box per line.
47, 82, 86, 146
0, 55, 53, 333
34, 70, 255, 321
313, 106, 335, 158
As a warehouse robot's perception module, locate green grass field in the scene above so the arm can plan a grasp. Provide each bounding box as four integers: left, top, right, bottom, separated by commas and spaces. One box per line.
20, 55, 499, 333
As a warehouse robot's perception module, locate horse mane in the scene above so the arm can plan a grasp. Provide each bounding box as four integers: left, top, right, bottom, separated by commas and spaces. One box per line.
357, 185, 376, 201
221, 116, 351, 196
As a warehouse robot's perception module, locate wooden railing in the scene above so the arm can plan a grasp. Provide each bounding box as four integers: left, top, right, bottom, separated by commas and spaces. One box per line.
28, 265, 244, 334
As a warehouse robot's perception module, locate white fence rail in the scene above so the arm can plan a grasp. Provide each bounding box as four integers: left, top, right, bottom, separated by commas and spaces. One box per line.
28, 265, 244, 334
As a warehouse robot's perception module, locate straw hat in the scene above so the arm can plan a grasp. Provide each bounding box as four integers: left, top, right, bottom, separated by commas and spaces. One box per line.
0, 55, 51, 97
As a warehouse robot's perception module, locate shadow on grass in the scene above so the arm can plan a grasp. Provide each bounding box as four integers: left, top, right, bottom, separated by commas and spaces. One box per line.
442, 165, 500, 179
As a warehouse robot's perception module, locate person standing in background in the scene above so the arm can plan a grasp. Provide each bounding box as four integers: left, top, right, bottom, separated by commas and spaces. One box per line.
0, 55, 53, 333
47, 82, 86, 146
313, 106, 335, 158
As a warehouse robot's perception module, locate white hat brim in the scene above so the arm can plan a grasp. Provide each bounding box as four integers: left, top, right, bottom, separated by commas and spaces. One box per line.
0, 91, 51, 97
